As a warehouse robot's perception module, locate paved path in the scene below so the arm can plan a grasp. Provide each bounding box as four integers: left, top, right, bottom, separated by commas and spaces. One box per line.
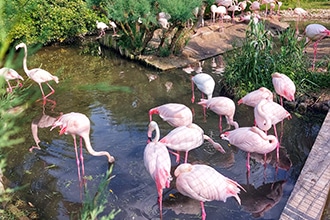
280, 110, 330, 220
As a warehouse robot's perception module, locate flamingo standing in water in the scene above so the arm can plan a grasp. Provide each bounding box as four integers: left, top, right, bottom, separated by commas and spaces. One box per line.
220, 126, 279, 172
174, 163, 244, 220
149, 103, 193, 127
254, 99, 291, 160
0, 67, 24, 92
191, 73, 215, 103
145, 121, 172, 218
15, 42, 59, 104
198, 97, 239, 133
160, 123, 225, 163
304, 24, 330, 71
50, 112, 115, 182
237, 87, 273, 107
271, 72, 296, 106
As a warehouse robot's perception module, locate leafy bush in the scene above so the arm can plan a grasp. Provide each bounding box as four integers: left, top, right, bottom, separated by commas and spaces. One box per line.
6, 0, 102, 45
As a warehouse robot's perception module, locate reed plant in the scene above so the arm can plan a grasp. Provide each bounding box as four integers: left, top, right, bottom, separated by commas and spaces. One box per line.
222, 19, 329, 99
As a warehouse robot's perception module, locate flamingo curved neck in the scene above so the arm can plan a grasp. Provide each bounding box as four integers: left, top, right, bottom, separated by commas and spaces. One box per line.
256, 102, 272, 130
150, 123, 160, 142
82, 135, 113, 162
21, 44, 30, 77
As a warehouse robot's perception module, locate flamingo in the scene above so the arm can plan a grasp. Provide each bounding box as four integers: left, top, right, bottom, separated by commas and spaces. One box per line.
304, 24, 330, 71
149, 103, 193, 127
261, 0, 275, 16
215, 6, 227, 31
220, 126, 279, 172
158, 12, 171, 29
227, 4, 242, 22
144, 121, 172, 218
159, 123, 225, 163
0, 67, 24, 92
109, 20, 117, 36
15, 43, 59, 104
237, 87, 273, 107
271, 72, 296, 105
210, 5, 219, 23
198, 97, 239, 133
292, 8, 308, 35
96, 20, 108, 37
174, 163, 244, 220
254, 99, 291, 160
249, 1, 260, 14
276, 1, 282, 15
50, 112, 115, 182
191, 73, 215, 103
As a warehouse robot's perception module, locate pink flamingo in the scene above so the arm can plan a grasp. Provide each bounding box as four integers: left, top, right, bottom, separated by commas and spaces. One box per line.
198, 97, 239, 133
160, 123, 225, 163
217, 6, 228, 31
304, 24, 330, 71
145, 121, 172, 218
220, 126, 279, 172
174, 163, 244, 220
271, 72, 296, 106
292, 8, 308, 35
248, 1, 260, 15
237, 87, 273, 107
191, 73, 215, 103
15, 42, 59, 104
254, 99, 291, 160
0, 67, 24, 92
50, 112, 115, 182
149, 103, 193, 127
96, 20, 108, 37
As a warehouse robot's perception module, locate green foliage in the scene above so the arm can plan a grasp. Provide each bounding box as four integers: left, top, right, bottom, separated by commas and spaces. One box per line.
79, 166, 120, 220
223, 20, 329, 99
6, 0, 101, 45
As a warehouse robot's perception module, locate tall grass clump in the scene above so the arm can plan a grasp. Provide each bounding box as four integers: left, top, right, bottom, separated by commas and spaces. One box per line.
78, 165, 120, 220
222, 19, 328, 99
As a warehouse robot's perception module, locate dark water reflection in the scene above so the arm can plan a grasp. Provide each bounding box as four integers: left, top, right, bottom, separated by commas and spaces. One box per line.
7, 42, 325, 220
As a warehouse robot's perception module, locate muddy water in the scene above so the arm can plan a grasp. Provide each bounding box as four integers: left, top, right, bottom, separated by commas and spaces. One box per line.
7, 42, 325, 220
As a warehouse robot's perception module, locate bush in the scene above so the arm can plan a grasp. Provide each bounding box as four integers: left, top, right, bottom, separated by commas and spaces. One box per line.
7, 0, 102, 45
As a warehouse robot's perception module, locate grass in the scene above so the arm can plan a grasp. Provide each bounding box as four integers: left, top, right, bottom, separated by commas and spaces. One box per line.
222, 19, 329, 99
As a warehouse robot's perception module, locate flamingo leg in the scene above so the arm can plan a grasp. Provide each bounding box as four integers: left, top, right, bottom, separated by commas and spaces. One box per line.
184, 151, 189, 163
168, 150, 181, 163
191, 77, 195, 103
246, 152, 251, 173
219, 115, 223, 133
200, 201, 207, 220
80, 136, 85, 181
44, 82, 55, 99
73, 135, 82, 182
157, 188, 163, 219
312, 42, 318, 71
6, 81, 13, 93
273, 124, 280, 163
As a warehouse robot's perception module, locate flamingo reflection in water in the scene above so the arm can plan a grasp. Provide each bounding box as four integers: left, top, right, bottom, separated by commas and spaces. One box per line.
240, 180, 286, 218
50, 112, 115, 183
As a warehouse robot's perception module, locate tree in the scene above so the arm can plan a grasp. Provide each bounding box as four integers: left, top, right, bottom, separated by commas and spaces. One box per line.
91, 0, 205, 56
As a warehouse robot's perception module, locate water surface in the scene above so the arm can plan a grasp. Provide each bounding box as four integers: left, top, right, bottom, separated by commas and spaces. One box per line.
7, 42, 325, 220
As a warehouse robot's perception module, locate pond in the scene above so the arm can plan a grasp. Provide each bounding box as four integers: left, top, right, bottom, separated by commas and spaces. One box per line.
6, 41, 326, 220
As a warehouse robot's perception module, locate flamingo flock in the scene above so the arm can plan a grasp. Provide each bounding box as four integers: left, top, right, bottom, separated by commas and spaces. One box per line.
3, 10, 324, 219
144, 57, 297, 219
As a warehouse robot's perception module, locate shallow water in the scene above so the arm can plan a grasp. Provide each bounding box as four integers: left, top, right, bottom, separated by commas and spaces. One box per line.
7, 42, 325, 220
